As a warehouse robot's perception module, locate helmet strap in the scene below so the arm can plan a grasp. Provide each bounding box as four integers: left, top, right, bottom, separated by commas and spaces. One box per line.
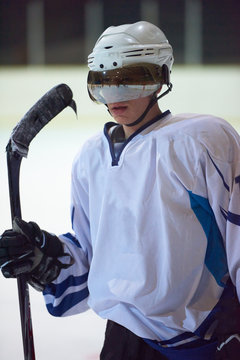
125, 82, 172, 127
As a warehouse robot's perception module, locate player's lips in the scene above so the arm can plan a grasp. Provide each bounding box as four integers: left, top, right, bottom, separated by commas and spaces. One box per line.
109, 104, 128, 116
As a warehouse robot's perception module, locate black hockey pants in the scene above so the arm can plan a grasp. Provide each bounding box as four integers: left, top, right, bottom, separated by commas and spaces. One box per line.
100, 320, 240, 360
100, 320, 168, 360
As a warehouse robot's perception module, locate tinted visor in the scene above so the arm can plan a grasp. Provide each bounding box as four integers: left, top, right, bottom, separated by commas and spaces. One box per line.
87, 63, 163, 104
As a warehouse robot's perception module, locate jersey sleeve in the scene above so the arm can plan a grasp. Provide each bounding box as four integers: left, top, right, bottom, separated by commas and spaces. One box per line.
43, 150, 92, 317
191, 125, 240, 299
224, 161, 240, 299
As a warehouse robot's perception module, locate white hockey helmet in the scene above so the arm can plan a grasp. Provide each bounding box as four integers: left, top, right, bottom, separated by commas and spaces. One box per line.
87, 21, 174, 104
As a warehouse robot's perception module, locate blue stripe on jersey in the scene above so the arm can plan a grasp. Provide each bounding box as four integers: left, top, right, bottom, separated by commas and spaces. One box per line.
220, 206, 240, 226
46, 287, 89, 317
220, 206, 228, 221
44, 272, 89, 298
144, 337, 217, 359
207, 151, 230, 192
226, 210, 240, 226
158, 332, 195, 346
71, 206, 75, 228
62, 232, 82, 248
188, 191, 228, 287
235, 175, 240, 186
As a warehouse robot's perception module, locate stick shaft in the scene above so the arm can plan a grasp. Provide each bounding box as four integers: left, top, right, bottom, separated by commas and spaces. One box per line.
7, 151, 35, 360
5, 83, 76, 359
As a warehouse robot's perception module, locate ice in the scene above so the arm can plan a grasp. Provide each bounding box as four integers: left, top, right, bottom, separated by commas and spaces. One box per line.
0, 66, 239, 359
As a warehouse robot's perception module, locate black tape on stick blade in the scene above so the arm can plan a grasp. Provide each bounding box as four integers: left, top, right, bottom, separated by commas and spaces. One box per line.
7, 83, 77, 158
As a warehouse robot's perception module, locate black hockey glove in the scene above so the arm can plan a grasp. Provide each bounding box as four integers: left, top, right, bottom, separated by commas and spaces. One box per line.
0, 217, 73, 291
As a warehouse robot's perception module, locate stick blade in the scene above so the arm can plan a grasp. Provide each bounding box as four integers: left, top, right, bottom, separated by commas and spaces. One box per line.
7, 83, 77, 157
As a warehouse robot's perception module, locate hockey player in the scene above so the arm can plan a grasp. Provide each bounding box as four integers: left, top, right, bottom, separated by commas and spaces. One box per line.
1, 21, 240, 360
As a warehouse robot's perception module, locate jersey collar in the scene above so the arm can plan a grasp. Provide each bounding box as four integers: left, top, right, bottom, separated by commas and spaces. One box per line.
104, 110, 171, 166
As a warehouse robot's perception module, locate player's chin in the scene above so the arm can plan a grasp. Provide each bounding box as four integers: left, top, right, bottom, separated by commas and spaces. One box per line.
110, 113, 127, 124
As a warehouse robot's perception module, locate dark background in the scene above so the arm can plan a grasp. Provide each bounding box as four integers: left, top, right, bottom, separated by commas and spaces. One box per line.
0, 0, 239, 65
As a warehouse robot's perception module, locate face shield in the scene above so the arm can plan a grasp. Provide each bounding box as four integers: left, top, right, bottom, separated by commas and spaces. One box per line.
87, 63, 163, 104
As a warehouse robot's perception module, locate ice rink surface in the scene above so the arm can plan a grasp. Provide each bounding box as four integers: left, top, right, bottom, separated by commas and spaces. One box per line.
0, 65, 239, 359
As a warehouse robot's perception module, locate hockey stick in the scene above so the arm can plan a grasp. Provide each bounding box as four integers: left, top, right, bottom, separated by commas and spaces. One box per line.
6, 84, 77, 360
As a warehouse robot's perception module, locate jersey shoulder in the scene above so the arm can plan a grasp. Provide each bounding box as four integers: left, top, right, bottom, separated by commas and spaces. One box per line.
72, 130, 104, 172
165, 113, 240, 163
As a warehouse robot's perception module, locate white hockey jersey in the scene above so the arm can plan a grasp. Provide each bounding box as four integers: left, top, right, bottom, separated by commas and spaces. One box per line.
43, 110, 240, 347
